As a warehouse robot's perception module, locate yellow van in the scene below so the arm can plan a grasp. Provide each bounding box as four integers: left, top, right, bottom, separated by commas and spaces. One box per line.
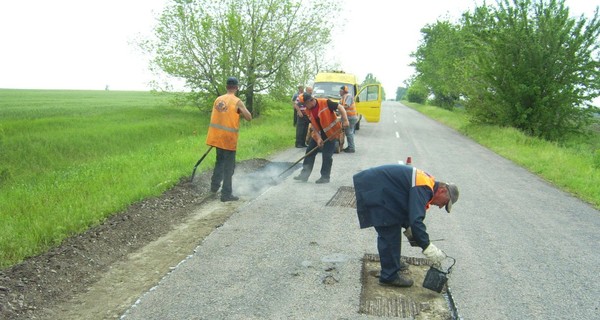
312, 71, 382, 128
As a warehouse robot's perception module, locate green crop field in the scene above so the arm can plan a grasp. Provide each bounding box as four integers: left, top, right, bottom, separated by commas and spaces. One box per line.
0, 89, 294, 268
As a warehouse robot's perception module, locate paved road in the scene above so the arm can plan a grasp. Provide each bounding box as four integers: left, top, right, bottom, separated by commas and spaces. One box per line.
122, 102, 600, 319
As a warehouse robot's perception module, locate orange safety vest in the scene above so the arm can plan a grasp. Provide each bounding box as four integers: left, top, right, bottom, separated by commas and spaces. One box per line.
412, 167, 436, 210
206, 93, 241, 151
307, 98, 343, 140
340, 93, 357, 117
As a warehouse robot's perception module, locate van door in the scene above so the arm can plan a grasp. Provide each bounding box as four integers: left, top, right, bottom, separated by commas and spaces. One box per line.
355, 84, 382, 123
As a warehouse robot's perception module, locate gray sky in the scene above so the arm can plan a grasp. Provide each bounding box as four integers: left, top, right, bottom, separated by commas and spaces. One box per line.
0, 0, 597, 97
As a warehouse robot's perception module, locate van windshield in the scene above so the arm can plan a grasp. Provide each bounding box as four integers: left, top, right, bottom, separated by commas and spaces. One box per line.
312, 82, 354, 100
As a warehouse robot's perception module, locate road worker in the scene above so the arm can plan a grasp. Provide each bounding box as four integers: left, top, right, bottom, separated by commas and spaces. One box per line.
293, 92, 349, 184
353, 164, 459, 287
339, 85, 357, 153
206, 77, 252, 202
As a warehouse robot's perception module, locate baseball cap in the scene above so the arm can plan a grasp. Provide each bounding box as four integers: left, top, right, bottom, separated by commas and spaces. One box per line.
444, 183, 459, 213
226, 77, 239, 86
298, 92, 313, 106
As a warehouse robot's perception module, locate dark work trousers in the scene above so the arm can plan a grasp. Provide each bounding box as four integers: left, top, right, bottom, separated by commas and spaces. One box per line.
293, 108, 297, 126
295, 113, 310, 146
211, 148, 236, 197
374, 224, 402, 282
297, 135, 335, 180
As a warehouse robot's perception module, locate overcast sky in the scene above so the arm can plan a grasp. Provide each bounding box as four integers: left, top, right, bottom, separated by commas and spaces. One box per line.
0, 0, 597, 96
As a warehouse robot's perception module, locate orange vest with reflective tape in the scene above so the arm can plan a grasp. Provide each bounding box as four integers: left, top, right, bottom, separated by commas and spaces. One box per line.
307, 98, 342, 140
411, 167, 436, 209
340, 93, 357, 117
206, 93, 241, 151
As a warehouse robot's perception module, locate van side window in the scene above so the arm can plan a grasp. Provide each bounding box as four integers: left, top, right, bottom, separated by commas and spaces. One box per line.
358, 89, 366, 103
358, 86, 379, 102
367, 86, 379, 101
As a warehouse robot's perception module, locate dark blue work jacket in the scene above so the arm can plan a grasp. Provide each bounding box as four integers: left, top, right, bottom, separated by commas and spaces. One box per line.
353, 164, 439, 250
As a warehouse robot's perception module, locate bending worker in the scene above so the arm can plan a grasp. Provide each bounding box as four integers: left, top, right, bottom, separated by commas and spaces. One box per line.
353, 164, 459, 287
293, 92, 349, 184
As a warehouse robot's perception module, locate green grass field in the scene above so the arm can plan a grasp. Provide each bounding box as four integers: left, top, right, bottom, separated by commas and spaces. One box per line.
0, 89, 294, 268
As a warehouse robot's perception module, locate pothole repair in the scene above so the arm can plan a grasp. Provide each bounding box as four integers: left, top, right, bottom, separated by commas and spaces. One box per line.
359, 254, 460, 319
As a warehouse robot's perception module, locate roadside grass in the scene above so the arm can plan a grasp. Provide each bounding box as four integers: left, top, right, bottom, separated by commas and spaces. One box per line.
0, 89, 294, 268
402, 101, 600, 210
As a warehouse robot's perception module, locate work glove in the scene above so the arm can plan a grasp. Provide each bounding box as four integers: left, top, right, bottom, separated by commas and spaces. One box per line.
403, 227, 418, 247
423, 243, 446, 269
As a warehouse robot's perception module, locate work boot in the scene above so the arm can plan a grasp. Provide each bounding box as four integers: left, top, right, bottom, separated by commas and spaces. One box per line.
373, 263, 408, 278
399, 260, 409, 272
220, 194, 239, 202
343, 147, 355, 153
293, 175, 308, 182
379, 275, 414, 287
315, 177, 330, 184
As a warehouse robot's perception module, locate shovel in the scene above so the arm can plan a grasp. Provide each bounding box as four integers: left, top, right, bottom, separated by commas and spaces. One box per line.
191, 146, 214, 182
275, 128, 343, 180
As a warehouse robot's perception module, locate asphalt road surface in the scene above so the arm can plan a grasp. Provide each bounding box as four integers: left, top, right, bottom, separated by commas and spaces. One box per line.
121, 101, 600, 319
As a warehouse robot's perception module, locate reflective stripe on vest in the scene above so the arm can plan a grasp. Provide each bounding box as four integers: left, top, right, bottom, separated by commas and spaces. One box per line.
411, 167, 436, 209
209, 123, 239, 133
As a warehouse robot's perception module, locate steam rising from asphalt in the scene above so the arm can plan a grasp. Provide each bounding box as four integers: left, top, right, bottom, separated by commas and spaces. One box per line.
232, 162, 300, 198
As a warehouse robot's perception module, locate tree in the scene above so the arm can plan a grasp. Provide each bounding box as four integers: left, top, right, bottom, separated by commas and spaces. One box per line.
406, 78, 429, 104
362, 73, 379, 85
462, 0, 600, 140
395, 87, 408, 101
411, 20, 469, 109
142, 0, 335, 115
362, 73, 386, 100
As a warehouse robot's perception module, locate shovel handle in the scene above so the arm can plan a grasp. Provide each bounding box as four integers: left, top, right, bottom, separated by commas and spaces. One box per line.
278, 129, 342, 177
277, 145, 320, 177
191, 146, 214, 180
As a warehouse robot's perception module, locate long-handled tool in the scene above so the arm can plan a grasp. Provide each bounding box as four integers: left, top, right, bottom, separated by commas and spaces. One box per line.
191, 146, 214, 182
276, 128, 343, 179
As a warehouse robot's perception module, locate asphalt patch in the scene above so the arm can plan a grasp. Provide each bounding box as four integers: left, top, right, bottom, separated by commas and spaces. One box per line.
359, 254, 460, 319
